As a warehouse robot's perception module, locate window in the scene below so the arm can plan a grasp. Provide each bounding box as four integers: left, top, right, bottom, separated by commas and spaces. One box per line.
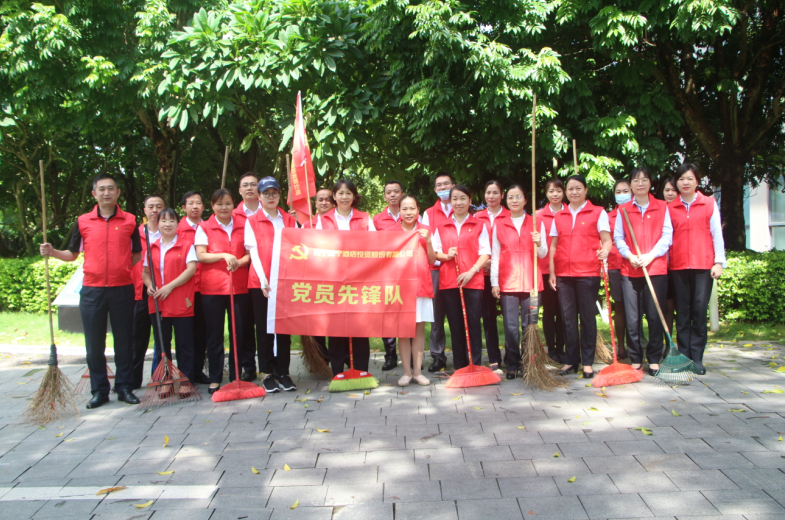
770, 177, 785, 250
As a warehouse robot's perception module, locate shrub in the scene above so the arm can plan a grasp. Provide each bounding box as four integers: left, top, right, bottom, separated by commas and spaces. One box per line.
0, 257, 81, 313
718, 250, 785, 322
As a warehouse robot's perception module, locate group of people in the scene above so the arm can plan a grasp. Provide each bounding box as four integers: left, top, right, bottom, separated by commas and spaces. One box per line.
39, 162, 724, 409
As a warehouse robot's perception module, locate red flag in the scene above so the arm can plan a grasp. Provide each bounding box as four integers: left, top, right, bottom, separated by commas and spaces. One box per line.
288, 92, 317, 225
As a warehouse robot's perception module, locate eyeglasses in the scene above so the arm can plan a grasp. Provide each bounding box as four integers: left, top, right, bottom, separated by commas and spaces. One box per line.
240, 183, 257, 189
435, 182, 453, 189
507, 195, 524, 201
630, 179, 650, 185
261, 191, 279, 198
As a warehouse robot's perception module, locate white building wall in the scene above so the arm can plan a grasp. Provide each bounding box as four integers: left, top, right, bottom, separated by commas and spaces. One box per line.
747, 183, 771, 252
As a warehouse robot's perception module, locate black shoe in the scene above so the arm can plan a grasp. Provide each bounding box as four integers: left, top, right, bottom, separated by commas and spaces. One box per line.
240, 370, 257, 382
278, 375, 296, 392
382, 358, 398, 371
208, 385, 219, 395
427, 360, 446, 373
582, 370, 595, 379
195, 372, 211, 385
263, 375, 280, 393
556, 366, 579, 376
506, 372, 516, 380
693, 365, 707, 375
646, 367, 658, 377
117, 389, 140, 405
86, 392, 109, 409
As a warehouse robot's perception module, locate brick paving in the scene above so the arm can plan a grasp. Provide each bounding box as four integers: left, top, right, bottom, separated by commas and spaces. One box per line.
1, 341, 785, 519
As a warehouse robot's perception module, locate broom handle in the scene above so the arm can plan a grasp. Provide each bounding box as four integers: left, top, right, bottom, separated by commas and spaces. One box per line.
229, 265, 241, 381
39, 160, 56, 352
220, 145, 230, 189
531, 95, 537, 285
599, 260, 618, 363
455, 256, 474, 366
621, 208, 669, 332
349, 337, 354, 371
144, 225, 168, 368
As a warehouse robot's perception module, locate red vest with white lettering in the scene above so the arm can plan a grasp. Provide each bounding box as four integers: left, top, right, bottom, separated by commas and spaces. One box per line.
146, 237, 196, 317
552, 201, 604, 277
318, 208, 371, 230
668, 192, 716, 270
177, 218, 201, 292
78, 205, 137, 287
536, 203, 566, 275
606, 209, 624, 271
198, 215, 248, 295
495, 214, 544, 293
617, 196, 668, 277
247, 207, 297, 289
132, 224, 150, 300
436, 215, 487, 291
425, 200, 454, 270
373, 206, 402, 230
394, 222, 435, 298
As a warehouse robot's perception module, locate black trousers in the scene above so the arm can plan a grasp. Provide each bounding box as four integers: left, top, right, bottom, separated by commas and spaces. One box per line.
79, 285, 135, 394
201, 293, 251, 384
443, 287, 483, 369
150, 315, 195, 383
382, 337, 397, 362
671, 269, 713, 367
429, 270, 447, 362
482, 276, 501, 365
131, 295, 154, 389
608, 269, 634, 353
541, 273, 564, 359
191, 292, 208, 376
313, 336, 329, 363
499, 292, 537, 373
556, 276, 600, 367
250, 288, 292, 376
328, 337, 370, 376
620, 274, 668, 365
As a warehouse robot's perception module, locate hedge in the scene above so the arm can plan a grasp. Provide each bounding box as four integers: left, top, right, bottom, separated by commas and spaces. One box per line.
0, 257, 81, 313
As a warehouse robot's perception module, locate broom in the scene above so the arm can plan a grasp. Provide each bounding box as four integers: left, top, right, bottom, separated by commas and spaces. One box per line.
212, 270, 267, 402
23, 160, 79, 425
75, 365, 114, 394
329, 338, 379, 392
444, 257, 502, 388
620, 209, 697, 385
139, 226, 202, 410
301, 335, 333, 379
592, 260, 643, 387
595, 327, 613, 365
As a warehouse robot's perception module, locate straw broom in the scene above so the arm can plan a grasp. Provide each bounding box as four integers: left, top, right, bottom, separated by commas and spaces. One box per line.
23, 160, 78, 425
520, 95, 566, 391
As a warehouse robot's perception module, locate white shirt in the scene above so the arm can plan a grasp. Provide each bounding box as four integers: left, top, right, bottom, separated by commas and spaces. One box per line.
142, 235, 198, 285
194, 218, 233, 245
185, 218, 201, 230
315, 209, 377, 231
613, 200, 673, 260
143, 227, 162, 246
490, 218, 548, 287
549, 202, 610, 237
484, 206, 504, 226
244, 208, 287, 289
431, 215, 492, 257
677, 193, 727, 267
242, 202, 260, 217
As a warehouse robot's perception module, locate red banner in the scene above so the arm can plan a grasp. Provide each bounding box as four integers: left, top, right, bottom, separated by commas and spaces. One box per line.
287, 91, 317, 225
268, 229, 419, 338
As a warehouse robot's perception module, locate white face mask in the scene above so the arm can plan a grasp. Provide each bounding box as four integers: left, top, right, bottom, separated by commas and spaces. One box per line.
615, 193, 632, 205
436, 189, 451, 201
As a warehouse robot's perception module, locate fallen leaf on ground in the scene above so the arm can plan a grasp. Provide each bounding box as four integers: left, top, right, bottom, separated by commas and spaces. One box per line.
474, 406, 482, 410
284, 464, 291, 471
728, 409, 746, 412
452, 396, 460, 401
764, 389, 784, 394
779, 436, 783, 441
295, 398, 308, 402
304, 404, 308, 408
567, 476, 576, 483
635, 427, 653, 436
163, 435, 169, 447
743, 344, 753, 347
96, 486, 126, 496
65, 438, 75, 442
672, 410, 681, 416
305, 390, 311, 394
106, 437, 116, 440
55, 433, 63, 438
290, 500, 299, 510
741, 391, 750, 395
596, 392, 608, 398
251, 467, 259, 474
316, 428, 330, 433
553, 452, 559, 458
347, 394, 359, 397
205, 420, 211, 423
585, 384, 592, 387
364, 390, 370, 395
589, 407, 599, 412
157, 471, 173, 475
21, 362, 31, 365
511, 393, 523, 396
517, 426, 526, 429
134, 500, 154, 508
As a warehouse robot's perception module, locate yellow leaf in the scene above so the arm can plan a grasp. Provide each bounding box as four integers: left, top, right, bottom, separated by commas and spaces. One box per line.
474, 407, 482, 410
589, 407, 599, 412
517, 426, 526, 429
284, 464, 291, 471
305, 390, 311, 394
316, 428, 330, 433
55, 433, 63, 438
638, 402, 645, 405
567, 476, 576, 483
672, 410, 681, 417
21, 361, 31, 365
290, 500, 299, 510
741, 391, 750, 395
304, 404, 309, 408
764, 389, 785, 394
743, 343, 753, 347
134, 500, 154, 508
96, 486, 126, 496
268, 410, 272, 413
582, 422, 590, 425
775, 367, 785, 373
510, 393, 523, 396
553, 452, 559, 458
65, 438, 75, 442
163, 435, 169, 447
452, 396, 460, 401
106, 437, 116, 440
728, 409, 746, 412
205, 420, 211, 423
348, 394, 359, 397
251, 467, 260, 474
585, 384, 592, 387
779, 436, 783, 441
577, 373, 583, 379
157, 471, 173, 475
635, 427, 653, 436
295, 398, 308, 402
364, 390, 370, 395
596, 392, 608, 398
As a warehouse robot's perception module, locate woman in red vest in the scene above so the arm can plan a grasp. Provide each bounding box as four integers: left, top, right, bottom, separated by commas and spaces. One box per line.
668, 164, 725, 374
607, 179, 633, 360
474, 181, 508, 373
548, 175, 612, 378
395, 195, 436, 386
142, 208, 198, 386
316, 179, 376, 376
432, 185, 491, 369
537, 178, 567, 362
194, 189, 251, 394
659, 177, 679, 335
613, 168, 673, 375
490, 185, 547, 379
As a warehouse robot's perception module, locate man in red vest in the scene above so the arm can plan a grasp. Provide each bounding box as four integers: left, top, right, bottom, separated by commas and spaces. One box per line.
40, 173, 142, 409
234, 172, 261, 381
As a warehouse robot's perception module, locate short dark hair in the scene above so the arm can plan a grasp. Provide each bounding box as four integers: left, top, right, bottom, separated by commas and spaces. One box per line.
332, 179, 361, 207
484, 180, 504, 193
384, 180, 404, 192
157, 208, 179, 222
613, 178, 631, 192
239, 172, 259, 186
449, 184, 472, 200
433, 172, 455, 186
675, 163, 701, 182
544, 178, 564, 192
210, 188, 234, 206
144, 194, 165, 206
565, 175, 587, 189
181, 191, 204, 206
92, 173, 118, 190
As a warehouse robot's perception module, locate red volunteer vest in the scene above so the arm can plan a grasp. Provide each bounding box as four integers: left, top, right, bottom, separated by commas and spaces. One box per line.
669, 192, 716, 270
474, 207, 509, 278
618, 196, 668, 277
247, 207, 297, 288
425, 200, 454, 271
393, 222, 434, 298
78, 205, 137, 287
177, 218, 202, 292
146, 237, 196, 318
536, 203, 566, 275
198, 215, 248, 295
436, 215, 487, 291
318, 208, 371, 230
495, 214, 544, 293
552, 201, 605, 277
232, 203, 255, 289
373, 207, 402, 230
606, 209, 624, 271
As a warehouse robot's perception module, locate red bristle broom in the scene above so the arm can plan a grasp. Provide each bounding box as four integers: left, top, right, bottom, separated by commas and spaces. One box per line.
592, 259, 643, 387
212, 269, 266, 402
75, 366, 114, 394
328, 337, 379, 392
139, 225, 202, 410
444, 257, 502, 388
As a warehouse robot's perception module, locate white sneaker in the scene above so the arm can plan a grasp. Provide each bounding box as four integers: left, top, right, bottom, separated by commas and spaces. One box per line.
413, 375, 431, 386
397, 375, 412, 386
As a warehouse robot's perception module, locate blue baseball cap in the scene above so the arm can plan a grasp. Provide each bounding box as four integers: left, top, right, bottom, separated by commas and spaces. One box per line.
257, 176, 280, 193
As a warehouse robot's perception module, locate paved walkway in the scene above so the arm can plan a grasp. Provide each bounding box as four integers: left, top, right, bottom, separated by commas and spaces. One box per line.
1, 341, 785, 520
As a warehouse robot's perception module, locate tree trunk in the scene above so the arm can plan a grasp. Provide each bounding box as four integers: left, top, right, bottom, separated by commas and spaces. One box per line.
717, 156, 747, 252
